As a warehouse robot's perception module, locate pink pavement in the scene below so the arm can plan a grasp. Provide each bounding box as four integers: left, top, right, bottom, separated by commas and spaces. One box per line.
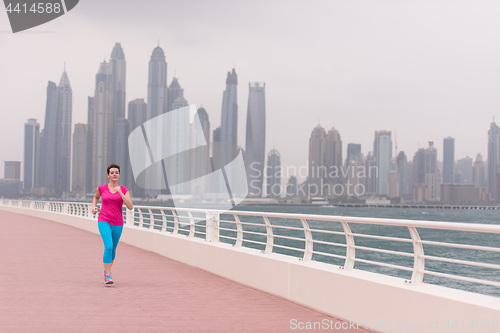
0, 210, 376, 332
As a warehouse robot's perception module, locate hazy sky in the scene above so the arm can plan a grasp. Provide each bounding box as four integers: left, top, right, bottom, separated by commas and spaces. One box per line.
1, 0, 500, 181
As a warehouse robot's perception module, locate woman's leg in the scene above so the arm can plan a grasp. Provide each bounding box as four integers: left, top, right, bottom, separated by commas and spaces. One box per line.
110, 225, 124, 262
98, 221, 113, 274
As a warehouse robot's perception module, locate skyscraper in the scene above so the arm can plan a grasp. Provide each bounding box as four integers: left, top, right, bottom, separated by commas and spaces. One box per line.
346, 143, 362, 166
167, 77, 184, 112
127, 98, 147, 197
114, 119, 130, 188
220, 69, 238, 161
396, 151, 408, 199
425, 142, 438, 201
92, 61, 114, 189
412, 148, 426, 201
487, 121, 500, 197
365, 152, 376, 194
267, 149, 281, 198
473, 153, 486, 188
325, 127, 342, 191
190, 108, 211, 197
39, 69, 72, 195
147, 46, 168, 120
286, 175, 298, 198
72, 124, 88, 195
387, 160, 399, 198
86, 97, 94, 194
23, 119, 40, 191
40, 81, 58, 191
456, 156, 473, 184
109, 43, 126, 119
443, 137, 454, 184
245, 82, 266, 198
57, 68, 72, 194
219, 69, 239, 193
374, 131, 392, 195
308, 125, 326, 196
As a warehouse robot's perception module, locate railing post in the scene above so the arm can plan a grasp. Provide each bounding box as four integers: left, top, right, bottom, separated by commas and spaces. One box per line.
408, 226, 425, 284
172, 209, 179, 235
300, 218, 313, 261
263, 216, 274, 254
147, 208, 153, 229
87, 204, 93, 218
187, 211, 195, 237
341, 221, 355, 270
234, 214, 243, 247
205, 210, 220, 242
160, 209, 167, 232
126, 207, 134, 226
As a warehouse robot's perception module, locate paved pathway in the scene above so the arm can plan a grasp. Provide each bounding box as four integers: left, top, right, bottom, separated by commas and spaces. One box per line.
0, 210, 375, 332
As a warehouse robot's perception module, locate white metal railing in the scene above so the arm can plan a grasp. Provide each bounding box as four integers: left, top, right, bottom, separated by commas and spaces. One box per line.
3, 199, 500, 291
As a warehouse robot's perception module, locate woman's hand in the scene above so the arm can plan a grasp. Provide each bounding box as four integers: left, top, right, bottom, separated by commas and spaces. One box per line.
92, 206, 98, 215
115, 185, 123, 195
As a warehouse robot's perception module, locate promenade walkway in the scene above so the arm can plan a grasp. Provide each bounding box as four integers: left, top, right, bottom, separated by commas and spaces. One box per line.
0, 210, 374, 332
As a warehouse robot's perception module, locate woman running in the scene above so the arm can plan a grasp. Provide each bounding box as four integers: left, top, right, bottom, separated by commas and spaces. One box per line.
92, 163, 133, 284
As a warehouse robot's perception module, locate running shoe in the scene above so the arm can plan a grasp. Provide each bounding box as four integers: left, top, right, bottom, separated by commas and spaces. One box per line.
105, 273, 113, 284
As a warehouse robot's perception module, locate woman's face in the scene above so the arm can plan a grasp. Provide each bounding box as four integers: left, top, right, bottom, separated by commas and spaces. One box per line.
108, 168, 120, 181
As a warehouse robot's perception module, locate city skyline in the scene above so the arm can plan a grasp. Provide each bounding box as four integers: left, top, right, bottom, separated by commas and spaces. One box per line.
1, 1, 500, 181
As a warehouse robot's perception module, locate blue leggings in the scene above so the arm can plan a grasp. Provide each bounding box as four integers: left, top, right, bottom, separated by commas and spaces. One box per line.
98, 221, 123, 264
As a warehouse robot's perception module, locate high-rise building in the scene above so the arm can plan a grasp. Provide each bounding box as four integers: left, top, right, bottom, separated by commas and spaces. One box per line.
166, 97, 191, 194
219, 69, 239, 193
308, 125, 326, 196
473, 153, 486, 188
456, 156, 473, 184
167, 77, 184, 112
40, 81, 58, 191
325, 127, 343, 194
92, 61, 114, 189
286, 175, 298, 198
127, 98, 147, 197
346, 143, 361, 166
365, 152, 376, 194
374, 131, 392, 195
190, 108, 211, 197
23, 119, 40, 191
57, 68, 72, 194
396, 151, 408, 199
86, 97, 94, 194
487, 121, 500, 198
443, 137, 454, 184
412, 148, 426, 201
266, 149, 281, 198
220, 69, 238, 160
72, 124, 88, 195
387, 160, 399, 198
147, 46, 168, 120
210, 126, 222, 194
245, 82, 266, 198
114, 119, 130, 188
425, 142, 438, 200
5, 161, 21, 180
39, 69, 72, 195
109, 43, 126, 119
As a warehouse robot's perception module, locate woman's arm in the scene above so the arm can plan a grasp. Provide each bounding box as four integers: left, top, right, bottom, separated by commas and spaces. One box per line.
92, 187, 100, 215
122, 191, 133, 210
116, 186, 133, 210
